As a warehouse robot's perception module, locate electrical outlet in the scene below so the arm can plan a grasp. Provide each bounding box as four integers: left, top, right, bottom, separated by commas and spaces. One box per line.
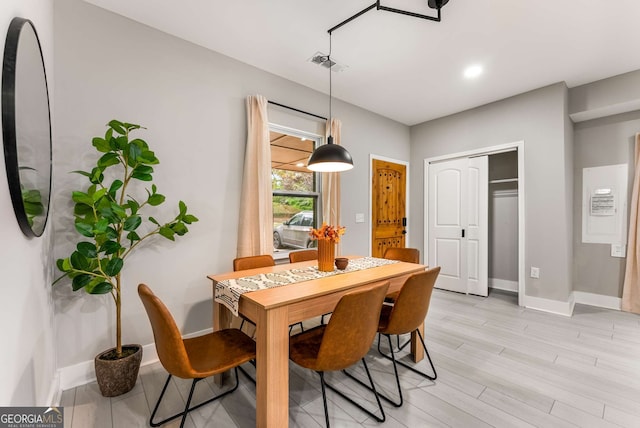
611, 244, 626, 258
530, 267, 540, 279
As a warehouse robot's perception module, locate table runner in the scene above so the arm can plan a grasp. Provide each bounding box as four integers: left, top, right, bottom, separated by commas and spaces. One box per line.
215, 257, 398, 316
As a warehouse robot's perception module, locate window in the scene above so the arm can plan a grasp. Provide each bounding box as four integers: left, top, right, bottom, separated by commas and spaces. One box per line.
270, 125, 321, 256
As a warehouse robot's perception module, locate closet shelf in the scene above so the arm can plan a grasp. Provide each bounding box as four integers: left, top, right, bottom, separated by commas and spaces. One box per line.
489, 178, 518, 184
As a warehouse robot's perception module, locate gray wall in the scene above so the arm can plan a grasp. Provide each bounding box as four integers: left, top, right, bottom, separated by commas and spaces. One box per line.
0, 0, 57, 406
410, 83, 574, 302
573, 111, 640, 296
52, 0, 410, 370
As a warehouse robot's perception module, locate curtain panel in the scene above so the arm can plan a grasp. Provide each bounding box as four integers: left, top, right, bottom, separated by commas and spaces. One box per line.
622, 133, 640, 314
236, 95, 273, 257
322, 119, 342, 253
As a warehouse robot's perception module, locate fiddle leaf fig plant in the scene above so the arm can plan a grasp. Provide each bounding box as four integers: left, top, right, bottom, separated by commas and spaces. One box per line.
54, 120, 198, 358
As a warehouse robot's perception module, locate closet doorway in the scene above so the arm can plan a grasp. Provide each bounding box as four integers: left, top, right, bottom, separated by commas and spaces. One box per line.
424, 141, 525, 305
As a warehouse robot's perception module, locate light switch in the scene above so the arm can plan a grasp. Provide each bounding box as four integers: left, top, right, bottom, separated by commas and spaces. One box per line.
530, 267, 540, 279
355, 213, 365, 223
611, 244, 626, 258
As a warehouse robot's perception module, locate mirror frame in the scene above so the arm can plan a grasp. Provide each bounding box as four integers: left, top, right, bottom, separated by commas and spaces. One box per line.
2, 17, 52, 237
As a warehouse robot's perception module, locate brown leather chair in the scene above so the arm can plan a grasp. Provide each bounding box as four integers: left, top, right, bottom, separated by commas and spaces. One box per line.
233, 254, 304, 333
383, 247, 420, 302
376, 267, 440, 407
289, 282, 389, 427
138, 284, 256, 428
233, 254, 275, 271
288, 249, 318, 263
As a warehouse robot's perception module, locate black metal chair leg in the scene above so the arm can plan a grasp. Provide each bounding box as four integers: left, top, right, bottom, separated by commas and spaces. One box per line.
150, 367, 243, 427
377, 330, 437, 380
323, 359, 386, 423
318, 372, 331, 428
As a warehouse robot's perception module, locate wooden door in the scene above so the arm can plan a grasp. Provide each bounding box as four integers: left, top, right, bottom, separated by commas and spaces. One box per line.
372, 159, 407, 257
428, 156, 488, 295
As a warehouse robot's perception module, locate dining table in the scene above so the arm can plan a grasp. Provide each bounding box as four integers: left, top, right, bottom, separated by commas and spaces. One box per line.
208, 256, 426, 428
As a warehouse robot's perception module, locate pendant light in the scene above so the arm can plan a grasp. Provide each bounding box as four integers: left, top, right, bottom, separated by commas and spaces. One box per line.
307, 32, 354, 172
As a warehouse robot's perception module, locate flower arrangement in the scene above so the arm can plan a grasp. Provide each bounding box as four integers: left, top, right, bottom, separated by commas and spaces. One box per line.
310, 223, 346, 243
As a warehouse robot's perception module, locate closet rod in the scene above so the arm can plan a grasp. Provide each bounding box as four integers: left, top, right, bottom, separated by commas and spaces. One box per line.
267, 100, 327, 121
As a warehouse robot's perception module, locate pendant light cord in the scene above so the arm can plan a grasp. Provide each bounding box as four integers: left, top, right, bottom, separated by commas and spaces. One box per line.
328, 32, 332, 128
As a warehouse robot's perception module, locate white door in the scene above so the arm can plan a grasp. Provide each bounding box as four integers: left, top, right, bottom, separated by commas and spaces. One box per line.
428, 156, 488, 296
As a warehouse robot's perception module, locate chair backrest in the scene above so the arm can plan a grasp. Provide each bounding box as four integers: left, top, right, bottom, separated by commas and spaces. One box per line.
383, 247, 420, 264
233, 254, 275, 271
382, 266, 440, 335
138, 284, 192, 378
289, 249, 318, 263
315, 282, 389, 372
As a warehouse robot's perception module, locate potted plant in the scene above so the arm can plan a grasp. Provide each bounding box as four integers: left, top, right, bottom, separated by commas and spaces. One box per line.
54, 120, 198, 397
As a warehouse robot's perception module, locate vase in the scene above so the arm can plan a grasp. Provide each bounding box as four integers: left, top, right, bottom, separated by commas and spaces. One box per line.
317, 239, 336, 272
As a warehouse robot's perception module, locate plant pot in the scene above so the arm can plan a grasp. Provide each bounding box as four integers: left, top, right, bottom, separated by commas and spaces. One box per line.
94, 344, 142, 397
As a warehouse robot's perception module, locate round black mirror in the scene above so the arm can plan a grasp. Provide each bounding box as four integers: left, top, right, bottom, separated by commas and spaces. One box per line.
2, 17, 52, 237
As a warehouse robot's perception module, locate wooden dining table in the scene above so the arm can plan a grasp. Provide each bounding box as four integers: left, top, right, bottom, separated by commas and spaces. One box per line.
208, 256, 426, 428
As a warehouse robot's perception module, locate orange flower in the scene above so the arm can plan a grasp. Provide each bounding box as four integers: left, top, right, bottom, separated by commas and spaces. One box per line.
309, 223, 346, 243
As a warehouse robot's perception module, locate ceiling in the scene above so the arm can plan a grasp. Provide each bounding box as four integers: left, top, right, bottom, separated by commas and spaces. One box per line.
84, 0, 640, 126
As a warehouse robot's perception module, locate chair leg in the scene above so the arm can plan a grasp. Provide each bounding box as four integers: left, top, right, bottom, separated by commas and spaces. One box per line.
149, 368, 243, 427
375, 330, 437, 403
318, 372, 331, 428
323, 359, 386, 423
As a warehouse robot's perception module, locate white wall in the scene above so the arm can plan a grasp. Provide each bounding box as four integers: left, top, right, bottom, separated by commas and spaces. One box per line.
0, 0, 57, 406
52, 0, 410, 376
410, 83, 574, 302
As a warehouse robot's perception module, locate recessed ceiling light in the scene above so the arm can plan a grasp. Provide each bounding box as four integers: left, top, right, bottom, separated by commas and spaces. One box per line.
296, 162, 305, 167
464, 64, 483, 79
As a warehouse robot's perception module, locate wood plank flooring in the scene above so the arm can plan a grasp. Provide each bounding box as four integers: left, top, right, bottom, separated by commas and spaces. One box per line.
60, 289, 640, 427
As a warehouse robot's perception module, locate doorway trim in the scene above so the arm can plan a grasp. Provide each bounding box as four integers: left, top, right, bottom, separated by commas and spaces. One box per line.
369, 154, 410, 256
423, 141, 525, 305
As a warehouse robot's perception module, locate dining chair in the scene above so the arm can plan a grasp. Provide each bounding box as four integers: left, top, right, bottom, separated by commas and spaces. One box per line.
382, 247, 420, 302
233, 254, 304, 334
289, 282, 389, 427
288, 249, 318, 263
374, 267, 440, 407
138, 284, 256, 428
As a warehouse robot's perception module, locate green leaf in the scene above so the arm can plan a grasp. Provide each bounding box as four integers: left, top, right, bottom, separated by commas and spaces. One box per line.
126, 231, 140, 242
179, 201, 187, 216
124, 123, 142, 131
110, 202, 127, 218
70, 251, 90, 270
92, 137, 111, 153
24, 200, 44, 216
99, 207, 119, 223
159, 226, 175, 241
71, 170, 91, 178
126, 199, 139, 215
128, 142, 142, 162
104, 258, 124, 276
109, 180, 123, 194
147, 193, 165, 206
105, 127, 113, 141
94, 218, 109, 234
148, 216, 159, 226
97, 152, 120, 168
72, 191, 93, 206
72, 274, 92, 291
183, 214, 199, 224
100, 240, 121, 255
123, 215, 142, 231
108, 120, 126, 135
90, 167, 104, 184
57, 258, 72, 272
105, 226, 118, 239
131, 171, 152, 181
134, 165, 153, 175
171, 222, 188, 236
92, 188, 107, 203
115, 136, 128, 150
138, 150, 159, 165
74, 203, 93, 216
88, 282, 113, 294
75, 222, 94, 237
77, 242, 97, 258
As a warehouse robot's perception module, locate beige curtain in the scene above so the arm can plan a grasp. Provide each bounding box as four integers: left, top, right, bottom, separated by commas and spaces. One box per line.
622, 133, 640, 314
236, 95, 273, 257
322, 118, 342, 226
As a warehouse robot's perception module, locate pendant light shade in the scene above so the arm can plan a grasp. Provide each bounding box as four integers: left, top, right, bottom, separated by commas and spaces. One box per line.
307, 135, 353, 172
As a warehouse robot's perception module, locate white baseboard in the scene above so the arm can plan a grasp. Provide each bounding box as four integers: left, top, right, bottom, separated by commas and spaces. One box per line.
47, 371, 61, 406
573, 291, 621, 311
57, 327, 214, 392
523, 294, 575, 317
489, 278, 518, 292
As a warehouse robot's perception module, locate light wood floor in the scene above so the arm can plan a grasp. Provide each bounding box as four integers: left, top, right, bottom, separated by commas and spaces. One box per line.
60, 289, 640, 427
